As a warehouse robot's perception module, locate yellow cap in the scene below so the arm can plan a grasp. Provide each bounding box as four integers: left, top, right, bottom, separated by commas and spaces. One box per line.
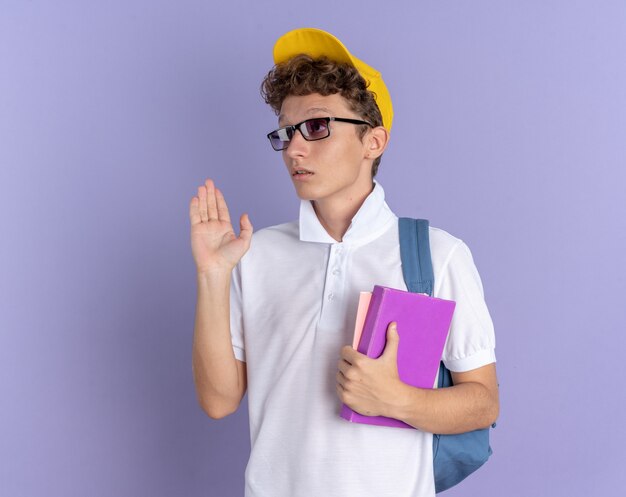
273, 28, 394, 131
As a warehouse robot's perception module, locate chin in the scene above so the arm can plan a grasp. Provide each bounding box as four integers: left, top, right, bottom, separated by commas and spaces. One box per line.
293, 191, 317, 201
291, 182, 321, 201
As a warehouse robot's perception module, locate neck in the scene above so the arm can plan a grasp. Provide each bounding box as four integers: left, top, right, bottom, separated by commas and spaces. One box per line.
312, 182, 374, 242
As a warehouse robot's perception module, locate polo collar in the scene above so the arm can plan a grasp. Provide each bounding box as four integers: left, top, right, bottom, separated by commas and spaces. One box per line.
299, 181, 397, 245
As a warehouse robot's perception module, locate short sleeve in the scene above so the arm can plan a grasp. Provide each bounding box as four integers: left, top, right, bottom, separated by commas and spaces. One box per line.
436, 241, 496, 372
230, 262, 246, 362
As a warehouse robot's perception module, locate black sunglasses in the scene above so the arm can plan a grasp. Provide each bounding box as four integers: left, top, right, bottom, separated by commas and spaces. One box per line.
266, 117, 373, 151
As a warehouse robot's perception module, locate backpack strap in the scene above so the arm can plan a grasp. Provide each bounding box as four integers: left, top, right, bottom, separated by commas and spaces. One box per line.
399, 218, 447, 388
398, 217, 493, 494
398, 218, 434, 296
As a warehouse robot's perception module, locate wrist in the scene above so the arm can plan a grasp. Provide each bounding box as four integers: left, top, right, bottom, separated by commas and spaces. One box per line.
196, 267, 233, 285
387, 382, 424, 423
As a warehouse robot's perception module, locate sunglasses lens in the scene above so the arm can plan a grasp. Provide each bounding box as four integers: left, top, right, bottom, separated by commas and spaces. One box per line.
268, 118, 330, 150
268, 128, 292, 150
302, 118, 329, 140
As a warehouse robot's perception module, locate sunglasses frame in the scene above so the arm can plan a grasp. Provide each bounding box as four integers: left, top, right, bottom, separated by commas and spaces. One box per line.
266, 117, 373, 151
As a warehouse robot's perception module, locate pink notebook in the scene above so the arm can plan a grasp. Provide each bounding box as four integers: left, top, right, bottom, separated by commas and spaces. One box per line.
352, 292, 372, 349
340, 285, 455, 429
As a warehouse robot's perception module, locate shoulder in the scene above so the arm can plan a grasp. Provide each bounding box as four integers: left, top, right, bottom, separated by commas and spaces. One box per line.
395, 220, 475, 274
428, 226, 464, 253
428, 226, 466, 270
427, 225, 485, 293
242, 220, 300, 264
252, 220, 299, 244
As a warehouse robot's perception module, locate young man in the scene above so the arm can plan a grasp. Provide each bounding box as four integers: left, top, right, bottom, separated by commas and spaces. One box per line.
190, 28, 498, 497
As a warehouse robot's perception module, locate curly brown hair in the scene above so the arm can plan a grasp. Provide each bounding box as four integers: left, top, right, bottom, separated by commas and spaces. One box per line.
261, 54, 384, 177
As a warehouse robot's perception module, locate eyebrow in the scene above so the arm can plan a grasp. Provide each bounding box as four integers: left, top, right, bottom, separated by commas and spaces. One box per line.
278, 107, 333, 126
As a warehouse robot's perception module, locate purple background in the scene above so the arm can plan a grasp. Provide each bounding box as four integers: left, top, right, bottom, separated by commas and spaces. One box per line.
1, 1, 625, 496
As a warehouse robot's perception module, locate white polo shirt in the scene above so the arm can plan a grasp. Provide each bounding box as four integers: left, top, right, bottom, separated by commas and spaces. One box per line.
230, 182, 496, 497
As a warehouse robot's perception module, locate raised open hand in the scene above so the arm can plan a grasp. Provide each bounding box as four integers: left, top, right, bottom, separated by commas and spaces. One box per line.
189, 179, 253, 274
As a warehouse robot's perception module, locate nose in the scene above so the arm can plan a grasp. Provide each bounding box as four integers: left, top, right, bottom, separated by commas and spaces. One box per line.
284, 128, 310, 159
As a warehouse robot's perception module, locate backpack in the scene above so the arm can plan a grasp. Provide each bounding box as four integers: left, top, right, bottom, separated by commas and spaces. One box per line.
398, 217, 494, 493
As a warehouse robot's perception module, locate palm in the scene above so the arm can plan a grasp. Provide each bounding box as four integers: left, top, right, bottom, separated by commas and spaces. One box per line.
191, 218, 245, 269
189, 179, 253, 274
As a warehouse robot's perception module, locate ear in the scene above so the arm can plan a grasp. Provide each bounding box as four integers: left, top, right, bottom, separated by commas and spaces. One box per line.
364, 126, 390, 160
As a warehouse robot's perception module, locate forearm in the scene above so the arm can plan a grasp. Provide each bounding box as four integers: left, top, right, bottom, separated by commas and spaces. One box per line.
388, 380, 499, 434
192, 270, 243, 416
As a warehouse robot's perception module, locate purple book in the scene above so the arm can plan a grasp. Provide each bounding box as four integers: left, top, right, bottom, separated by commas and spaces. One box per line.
340, 285, 456, 429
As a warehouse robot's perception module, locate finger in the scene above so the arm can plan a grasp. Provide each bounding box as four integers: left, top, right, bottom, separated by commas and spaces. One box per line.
337, 358, 351, 375
205, 179, 218, 220
336, 371, 347, 389
336, 383, 346, 399
215, 188, 231, 224
382, 322, 399, 357
197, 186, 208, 222
340, 345, 358, 364
189, 197, 201, 225
239, 213, 254, 241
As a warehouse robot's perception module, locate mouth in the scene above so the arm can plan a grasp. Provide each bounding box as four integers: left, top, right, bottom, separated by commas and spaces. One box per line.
292, 169, 314, 177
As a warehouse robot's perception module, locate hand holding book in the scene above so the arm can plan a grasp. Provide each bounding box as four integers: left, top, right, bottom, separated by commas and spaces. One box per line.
337, 322, 406, 419
339, 285, 456, 429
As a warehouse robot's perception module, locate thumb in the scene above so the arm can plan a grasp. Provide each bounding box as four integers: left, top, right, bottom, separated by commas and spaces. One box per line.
382, 322, 399, 358
239, 213, 253, 242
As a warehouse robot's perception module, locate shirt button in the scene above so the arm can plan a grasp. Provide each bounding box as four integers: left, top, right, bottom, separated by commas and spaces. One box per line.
327, 293, 335, 301
332, 268, 340, 276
